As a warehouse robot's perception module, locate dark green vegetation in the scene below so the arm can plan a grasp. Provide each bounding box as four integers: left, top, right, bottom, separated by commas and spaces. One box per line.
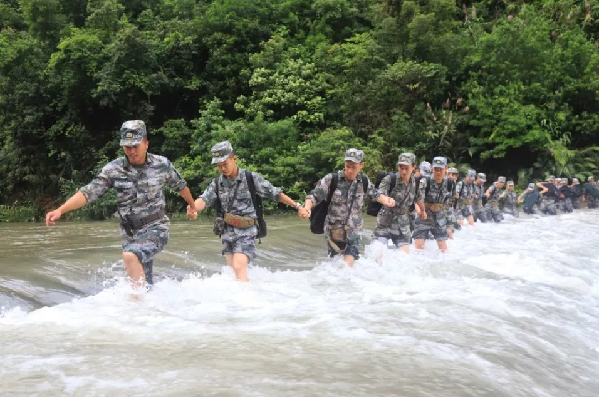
1, 0, 598, 221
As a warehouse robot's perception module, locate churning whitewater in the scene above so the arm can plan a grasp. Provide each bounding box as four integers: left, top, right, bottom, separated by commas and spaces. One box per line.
1, 213, 598, 397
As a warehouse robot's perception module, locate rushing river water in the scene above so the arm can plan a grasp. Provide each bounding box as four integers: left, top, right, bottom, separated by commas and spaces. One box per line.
1, 212, 598, 397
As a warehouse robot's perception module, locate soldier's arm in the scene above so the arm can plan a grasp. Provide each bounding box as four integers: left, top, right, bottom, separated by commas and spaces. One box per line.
484, 185, 494, 198
251, 172, 282, 202
304, 174, 333, 211
196, 178, 218, 211
366, 177, 380, 201
376, 175, 393, 206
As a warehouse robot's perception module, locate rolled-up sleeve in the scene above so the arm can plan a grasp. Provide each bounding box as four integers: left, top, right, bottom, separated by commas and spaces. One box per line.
166, 160, 187, 191
306, 174, 333, 205
79, 164, 113, 203
251, 172, 282, 201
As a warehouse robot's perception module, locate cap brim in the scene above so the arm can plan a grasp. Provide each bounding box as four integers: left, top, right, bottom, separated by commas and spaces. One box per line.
211, 155, 229, 164
397, 161, 411, 166
432, 165, 445, 169
120, 138, 142, 146
345, 157, 361, 163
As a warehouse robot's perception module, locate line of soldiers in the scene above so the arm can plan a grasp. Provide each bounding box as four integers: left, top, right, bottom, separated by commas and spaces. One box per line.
45, 120, 599, 286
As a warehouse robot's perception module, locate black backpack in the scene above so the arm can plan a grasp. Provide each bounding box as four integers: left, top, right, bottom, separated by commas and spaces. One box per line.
213, 170, 267, 239
366, 171, 397, 216
309, 173, 368, 234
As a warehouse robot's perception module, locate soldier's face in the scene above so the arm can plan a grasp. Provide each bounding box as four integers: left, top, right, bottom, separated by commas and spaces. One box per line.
217, 155, 237, 177
123, 138, 149, 165
507, 185, 514, 191
450, 173, 458, 181
344, 161, 364, 180
466, 176, 472, 183
397, 164, 414, 179
433, 167, 445, 180
497, 182, 505, 189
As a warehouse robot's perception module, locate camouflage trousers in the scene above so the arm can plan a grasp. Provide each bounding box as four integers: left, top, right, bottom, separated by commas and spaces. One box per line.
572, 198, 581, 209
588, 196, 598, 209
120, 222, 169, 285
559, 198, 573, 213
327, 237, 360, 259
485, 203, 504, 223
374, 213, 412, 247
413, 209, 448, 241
503, 206, 519, 217
456, 202, 474, 220
473, 204, 488, 223
221, 224, 257, 260
539, 199, 557, 215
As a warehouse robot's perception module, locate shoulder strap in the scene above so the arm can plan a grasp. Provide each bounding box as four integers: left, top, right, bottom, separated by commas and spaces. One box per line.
326, 173, 339, 203
245, 170, 262, 218
390, 173, 397, 192
360, 173, 368, 194
214, 176, 223, 216
425, 176, 431, 198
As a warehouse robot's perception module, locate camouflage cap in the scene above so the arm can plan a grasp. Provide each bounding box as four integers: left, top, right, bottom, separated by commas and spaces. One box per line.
211, 140, 234, 164
589, 176, 595, 181
573, 178, 580, 184
561, 178, 568, 184
547, 175, 555, 182
507, 180, 514, 186
119, 120, 147, 146
432, 157, 447, 168
419, 161, 432, 176
397, 152, 416, 166
477, 173, 487, 182
527, 182, 535, 190
467, 169, 477, 178
345, 148, 364, 163
447, 167, 458, 174
497, 176, 506, 183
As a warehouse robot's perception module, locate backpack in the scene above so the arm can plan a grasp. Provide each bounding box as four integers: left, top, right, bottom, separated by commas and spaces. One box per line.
366, 171, 397, 216
213, 170, 267, 240
310, 173, 368, 234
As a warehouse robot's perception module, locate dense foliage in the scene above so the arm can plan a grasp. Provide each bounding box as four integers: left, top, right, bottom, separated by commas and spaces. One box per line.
1, 0, 598, 219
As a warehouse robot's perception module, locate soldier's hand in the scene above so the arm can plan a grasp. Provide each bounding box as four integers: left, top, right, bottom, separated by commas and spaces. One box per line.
298, 206, 310, 219
186, 205, 198, 220
419, 211, 427, 220
385, 197, 396, 207
46, 209, 62, 226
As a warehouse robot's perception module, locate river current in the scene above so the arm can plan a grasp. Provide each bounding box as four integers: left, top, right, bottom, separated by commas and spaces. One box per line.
1, 212, 598, 396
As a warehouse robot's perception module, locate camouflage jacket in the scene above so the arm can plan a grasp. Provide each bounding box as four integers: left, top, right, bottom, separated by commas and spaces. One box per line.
503, 191, 518, 210
307, 171, 378, 241
486, 183, 504, 204
473, 183, 485, 206
79, 153, 187, 221
201, 168, 281, 218
456, 180, 475, 201
378, 173, 424, 215
420, 177, 453, 225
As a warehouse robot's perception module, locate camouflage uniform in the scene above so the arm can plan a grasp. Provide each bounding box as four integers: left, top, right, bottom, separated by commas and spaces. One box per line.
485, 180, 505, 223
502, 191, 519, 217
201, 167, 281, 261
307, 149, 378, 259
587, 179, 598, 209
519, 183, 539, 215
80, 121, 187, 284
539, 180, 558, 215
374, 170, 424, 248
413, 171, 453, 242
473, 174, 488, 222
456, 177, 475, 220
571, 179, 582, 209
445, 168, 459, 229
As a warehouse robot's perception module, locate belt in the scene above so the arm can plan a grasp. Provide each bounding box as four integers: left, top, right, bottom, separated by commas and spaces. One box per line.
224, 213, 256, 229
425, 203, 445, 212
128, 209, 165, 230
461, 199, 473, 205
488, 201, 499, 207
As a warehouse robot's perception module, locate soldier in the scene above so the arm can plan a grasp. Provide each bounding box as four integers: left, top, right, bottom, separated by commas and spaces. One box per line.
373, 153, 426, 254
415, 161, 432, 179
558, 178, 574, 213
519, 183, 540, 215
413, 157, 454, 252
303, 148, 378, 267
445, 167, 460, 238
502, 180, 519, 217
570, 178, 583, 209
484, 176, 506, 223
473, 173, 488, 223
456, 169, 476, 226
536, 176, 561, 215
45, 120, 198, 287
190, 141, 307, 282
586, 176, 598, 209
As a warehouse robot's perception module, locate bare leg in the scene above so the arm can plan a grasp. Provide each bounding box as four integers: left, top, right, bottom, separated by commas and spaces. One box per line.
458, 219, 464, 226
122, 252, 145, 287
414, 238, 425, 250
225, 253, 250, 282
399, 245, 409, 254
437, 240, 448, 251
467, 216, 475, 226
343, 255, 355, 267
447, 226, 454, 240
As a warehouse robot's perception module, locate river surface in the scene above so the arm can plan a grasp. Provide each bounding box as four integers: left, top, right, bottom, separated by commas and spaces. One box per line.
1, 213, 598, 397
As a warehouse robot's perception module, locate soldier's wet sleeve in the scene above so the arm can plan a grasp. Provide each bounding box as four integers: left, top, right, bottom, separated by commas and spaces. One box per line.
251, 172, 282, 201
366, 177, 379, 200
306, 174, 333, 206
79, 164, 113, 203
165, 159, 188, 191
377, 175, 391, 197
519, 191, 528, 202
200, 178, 218, 207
